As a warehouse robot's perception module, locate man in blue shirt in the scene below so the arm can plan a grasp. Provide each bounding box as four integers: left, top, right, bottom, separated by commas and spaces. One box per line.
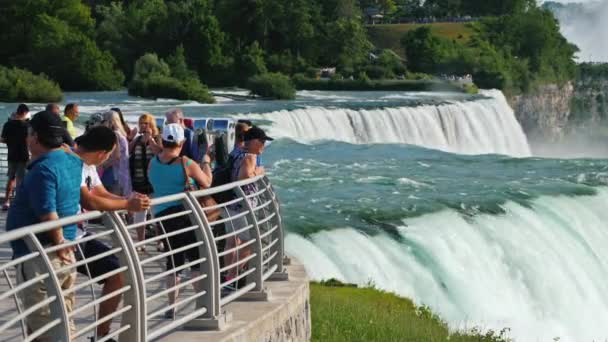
6, 110, 83, 341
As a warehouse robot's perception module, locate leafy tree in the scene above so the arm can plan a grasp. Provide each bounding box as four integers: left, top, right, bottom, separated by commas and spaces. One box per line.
132, 53, 170, 81
322, 18, 373, 70
236, 41, 268, 85
0, 0, 123, 90
401, 26, 454, 73
166, 45, 197, 80
96, 0, 225, 82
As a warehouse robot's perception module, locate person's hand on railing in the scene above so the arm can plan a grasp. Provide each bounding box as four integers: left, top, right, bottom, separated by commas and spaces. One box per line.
55, 240, 75, 264
127, 193, 151, 212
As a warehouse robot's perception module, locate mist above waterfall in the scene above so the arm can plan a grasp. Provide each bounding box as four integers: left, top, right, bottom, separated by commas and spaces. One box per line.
549, 0, 608, 62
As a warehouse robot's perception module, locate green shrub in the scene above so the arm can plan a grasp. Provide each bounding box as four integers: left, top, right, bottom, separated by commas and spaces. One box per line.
247, 72, 296, 100
360, 65, 394, 80
0, 66, 63, 102
129, 52, 215, 103
132, 53, 171, 80
129, 74, 214, 103
292, 76, 464, 92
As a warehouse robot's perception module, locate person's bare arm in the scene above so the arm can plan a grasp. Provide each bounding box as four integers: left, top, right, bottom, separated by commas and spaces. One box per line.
40, 212, 73, 263
91, 184, 123, 200
238, 154, 262, 180
81, 186, 150, 212
187, 157, 212, 189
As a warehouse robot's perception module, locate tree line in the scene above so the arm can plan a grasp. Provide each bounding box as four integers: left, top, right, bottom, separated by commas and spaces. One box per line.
0, 0, 580, 98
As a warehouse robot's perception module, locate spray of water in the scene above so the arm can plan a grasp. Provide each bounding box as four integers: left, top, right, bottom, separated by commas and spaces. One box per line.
287, 188, 608, 341
553, 1, 608, 62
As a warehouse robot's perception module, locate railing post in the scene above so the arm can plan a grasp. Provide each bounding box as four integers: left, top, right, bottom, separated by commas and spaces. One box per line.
107, 212, 147, 342
260, 176, 288, 280
103, 214, 142, 342
181, 195, 231, 329
24, 235, 71, 341
233, 186, 266, 297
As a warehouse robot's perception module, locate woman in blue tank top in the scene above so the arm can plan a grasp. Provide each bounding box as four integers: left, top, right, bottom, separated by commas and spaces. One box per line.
148, 123, 212, 318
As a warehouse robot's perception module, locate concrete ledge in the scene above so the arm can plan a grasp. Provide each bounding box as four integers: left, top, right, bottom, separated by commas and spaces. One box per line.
159, 259, 311, 342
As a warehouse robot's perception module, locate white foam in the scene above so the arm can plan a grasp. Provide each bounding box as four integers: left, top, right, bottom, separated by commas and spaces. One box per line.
248, 90, 531, 157
287, 189, 608, 341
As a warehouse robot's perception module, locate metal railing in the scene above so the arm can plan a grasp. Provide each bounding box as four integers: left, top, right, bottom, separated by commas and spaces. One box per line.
0, 175, 286, 341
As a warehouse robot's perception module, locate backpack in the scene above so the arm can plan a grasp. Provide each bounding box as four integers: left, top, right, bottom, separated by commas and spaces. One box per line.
211, 154, 237, 204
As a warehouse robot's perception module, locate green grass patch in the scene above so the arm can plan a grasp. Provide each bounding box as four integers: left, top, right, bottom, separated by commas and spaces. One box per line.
311, 281, 510, 342
367, 23, 474, 58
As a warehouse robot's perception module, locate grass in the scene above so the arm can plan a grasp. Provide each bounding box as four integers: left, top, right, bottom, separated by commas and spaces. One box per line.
367, 22, 474, 57
310, 280, 510, 342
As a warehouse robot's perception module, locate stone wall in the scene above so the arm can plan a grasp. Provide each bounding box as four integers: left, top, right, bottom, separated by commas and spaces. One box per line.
160, 259, 311, 342
508, 82, 574, 141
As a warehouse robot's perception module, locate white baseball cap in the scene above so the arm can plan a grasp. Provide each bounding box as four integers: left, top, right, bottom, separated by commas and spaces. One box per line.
162, 123, 185, 143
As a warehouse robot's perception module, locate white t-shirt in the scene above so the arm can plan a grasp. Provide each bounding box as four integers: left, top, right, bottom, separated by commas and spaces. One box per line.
81, 164, 102, 191
77, 164, 102, 238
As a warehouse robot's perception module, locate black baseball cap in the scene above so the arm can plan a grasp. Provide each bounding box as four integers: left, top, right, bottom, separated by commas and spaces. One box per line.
244, 126, 273, 142
30, 111, 66, 142
75, 126, 116, 152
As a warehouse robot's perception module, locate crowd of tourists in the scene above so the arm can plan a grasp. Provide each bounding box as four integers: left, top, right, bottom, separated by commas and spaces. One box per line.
1, 103, 273, 342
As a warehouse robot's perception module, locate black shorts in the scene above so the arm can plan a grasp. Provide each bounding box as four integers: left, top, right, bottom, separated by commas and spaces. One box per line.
75, 236, 120, 284
157, 205, 201, 274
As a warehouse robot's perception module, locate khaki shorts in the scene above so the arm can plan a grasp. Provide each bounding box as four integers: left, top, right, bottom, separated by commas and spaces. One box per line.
16, 251, 77, 341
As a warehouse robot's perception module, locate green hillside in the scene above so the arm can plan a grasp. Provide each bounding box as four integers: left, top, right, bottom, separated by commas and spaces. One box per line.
367, 23, 474, 57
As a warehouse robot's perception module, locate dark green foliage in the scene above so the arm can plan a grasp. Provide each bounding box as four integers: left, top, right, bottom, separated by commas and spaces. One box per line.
376, 49, 406, 75
236, 42, 268, 85
96, 0, 226, 83
129, 52, 214, 103
292, 76, 463, 92
0, 0, 578, 95
360, 65, 393, 79
0, 0, 124, 90
0, 65, 63, 103
266, 50, 308, 75
247, 73, 296, 100
129, 75, 214, 103
400, 4, 577, 93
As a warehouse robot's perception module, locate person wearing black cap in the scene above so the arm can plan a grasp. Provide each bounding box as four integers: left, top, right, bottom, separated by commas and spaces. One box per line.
46, 103, 75, 147
1, 103, 30, 210
74, 126, 150, 341
223, 126, 273, 287
6, 110, 83, 340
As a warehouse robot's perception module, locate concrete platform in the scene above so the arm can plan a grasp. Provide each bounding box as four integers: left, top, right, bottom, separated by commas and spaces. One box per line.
159, 261, 311, 342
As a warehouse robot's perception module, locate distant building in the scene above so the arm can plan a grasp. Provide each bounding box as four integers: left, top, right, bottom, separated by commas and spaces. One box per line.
364, 8, 384, 25
320, 68, 336, 79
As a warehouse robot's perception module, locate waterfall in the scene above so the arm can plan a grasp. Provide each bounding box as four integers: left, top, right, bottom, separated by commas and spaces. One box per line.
286, 189, 608, 341
250, 90, 531, 157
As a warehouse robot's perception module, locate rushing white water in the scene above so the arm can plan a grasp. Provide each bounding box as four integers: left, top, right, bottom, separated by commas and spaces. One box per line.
250, 90, 531, 157
286, 188, 608, 341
